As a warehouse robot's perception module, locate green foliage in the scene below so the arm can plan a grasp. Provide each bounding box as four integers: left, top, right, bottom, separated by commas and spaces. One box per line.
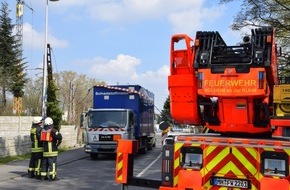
10, 63, 28, 97
220, 0, 290, 81
161, 95, 173, 123
0, 153, 31, 165
46, 76, 63, 131
0, 2, 28, 113
0, 148, 67, 165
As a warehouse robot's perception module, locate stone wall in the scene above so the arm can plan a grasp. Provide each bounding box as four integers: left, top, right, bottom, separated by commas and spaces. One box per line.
0, 116, 80, 157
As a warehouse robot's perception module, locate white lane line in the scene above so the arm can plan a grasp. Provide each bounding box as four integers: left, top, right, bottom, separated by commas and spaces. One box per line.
136, 153, 162, 177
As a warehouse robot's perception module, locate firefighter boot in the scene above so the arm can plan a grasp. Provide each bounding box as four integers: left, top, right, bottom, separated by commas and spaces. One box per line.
40, 176, 48, 180
35, 175, 41, 180
49, 175, 60, 181
28, 170, 35, 178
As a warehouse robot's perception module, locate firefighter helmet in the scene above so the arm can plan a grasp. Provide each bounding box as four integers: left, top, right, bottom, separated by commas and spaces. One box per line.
44, 117, 53, 126
32, 116, 42, 124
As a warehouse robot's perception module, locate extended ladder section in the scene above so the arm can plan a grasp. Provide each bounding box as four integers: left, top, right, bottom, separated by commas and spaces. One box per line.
168, 27, 284, 135
194, 27, 278, 89
196, 27, 279, 135
195, 28, 272, 66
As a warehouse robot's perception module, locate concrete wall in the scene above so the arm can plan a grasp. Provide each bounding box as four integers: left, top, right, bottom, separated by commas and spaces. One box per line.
0, 116, 80, 157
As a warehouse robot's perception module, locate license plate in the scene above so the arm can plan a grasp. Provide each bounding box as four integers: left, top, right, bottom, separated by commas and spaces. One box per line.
99, 134, 113, 141
211, 177, 251, 189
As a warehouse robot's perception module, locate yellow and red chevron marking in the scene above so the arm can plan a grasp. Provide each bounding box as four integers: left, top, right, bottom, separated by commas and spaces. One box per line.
88, 128, 124, 131
203, 145, 260, 189
172, 138, 290, 190
173, 143, 182, 187
173, 142, 201, 187
116, 152, 123, 182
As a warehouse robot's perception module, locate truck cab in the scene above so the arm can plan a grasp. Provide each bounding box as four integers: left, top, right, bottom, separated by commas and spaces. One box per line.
82, 84, 155, 159
82, 108, 135, 159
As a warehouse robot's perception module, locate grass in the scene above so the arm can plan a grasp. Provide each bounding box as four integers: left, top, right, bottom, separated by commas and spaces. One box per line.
0, 153, 31, 165
0, 148, 67, 166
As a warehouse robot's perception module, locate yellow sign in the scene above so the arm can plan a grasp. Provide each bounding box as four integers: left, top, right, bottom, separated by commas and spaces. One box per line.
204, 80, 257, 87
16, 4, 24, 17
201, 79, 259, 94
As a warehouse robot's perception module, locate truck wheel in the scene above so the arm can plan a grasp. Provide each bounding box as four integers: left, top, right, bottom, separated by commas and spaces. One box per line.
139, 145, 148, 154
90, 153, 98, 160
147, 144, 152, 150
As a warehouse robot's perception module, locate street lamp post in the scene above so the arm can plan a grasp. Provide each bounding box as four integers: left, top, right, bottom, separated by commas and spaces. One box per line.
41, 0, 59, 120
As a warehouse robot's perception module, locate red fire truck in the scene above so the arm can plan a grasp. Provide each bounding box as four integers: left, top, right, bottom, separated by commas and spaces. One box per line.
116, 27, 290, 190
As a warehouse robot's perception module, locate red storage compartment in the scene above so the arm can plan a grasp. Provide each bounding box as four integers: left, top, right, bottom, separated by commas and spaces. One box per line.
168, 74, 200, 125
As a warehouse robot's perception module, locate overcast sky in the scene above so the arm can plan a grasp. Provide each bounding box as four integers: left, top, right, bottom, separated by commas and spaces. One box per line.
5, 0, 243, 111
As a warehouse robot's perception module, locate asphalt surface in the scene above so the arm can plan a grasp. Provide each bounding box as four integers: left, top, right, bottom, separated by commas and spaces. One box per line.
0, 146, 88, 182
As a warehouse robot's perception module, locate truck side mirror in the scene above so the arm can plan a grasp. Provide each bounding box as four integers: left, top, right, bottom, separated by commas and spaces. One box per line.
129, 112, 135, 126
159, 121, 170, 130
80, 112, 87, 128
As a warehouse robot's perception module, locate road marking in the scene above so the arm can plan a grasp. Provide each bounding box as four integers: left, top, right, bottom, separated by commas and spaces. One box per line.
136, 152, 162, 177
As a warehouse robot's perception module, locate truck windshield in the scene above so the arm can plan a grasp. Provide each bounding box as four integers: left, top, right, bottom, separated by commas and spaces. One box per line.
88, 111, 127, 128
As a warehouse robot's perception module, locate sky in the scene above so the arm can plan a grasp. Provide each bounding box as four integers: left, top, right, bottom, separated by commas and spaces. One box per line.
5, 0, 243, 112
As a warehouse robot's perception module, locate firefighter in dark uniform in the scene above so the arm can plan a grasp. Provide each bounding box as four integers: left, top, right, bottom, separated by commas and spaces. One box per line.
40, 117, 62, 181
28, 117, 43, 178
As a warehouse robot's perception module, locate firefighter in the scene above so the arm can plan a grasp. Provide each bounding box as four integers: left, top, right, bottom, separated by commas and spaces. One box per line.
160, 121, 172, 145
40, 117, 62, 181
28, 116, 43, 178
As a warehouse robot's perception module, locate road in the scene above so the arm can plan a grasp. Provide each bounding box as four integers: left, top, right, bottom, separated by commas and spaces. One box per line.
0, 133, 164, 190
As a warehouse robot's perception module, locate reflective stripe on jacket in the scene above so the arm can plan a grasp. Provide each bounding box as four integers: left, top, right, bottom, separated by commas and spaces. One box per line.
30, 125, 43, 153
42, 127, 62, 157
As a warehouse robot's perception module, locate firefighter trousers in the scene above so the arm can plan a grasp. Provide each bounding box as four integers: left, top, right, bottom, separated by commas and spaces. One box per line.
40, 156, 58, 180
28, 152, 43, 178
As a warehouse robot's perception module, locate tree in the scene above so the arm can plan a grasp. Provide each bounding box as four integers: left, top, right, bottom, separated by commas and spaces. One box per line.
55, 71, 104, 125
0, 1, 27, 114
46, 71, 63, 131
55, 71, 78, 124
220, 0, 290, 80
45, 44, 63, 131
219, 0, 290, 34
53, 71, 105, 144
22, 77, 42, 115
160, 95, 173, 124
